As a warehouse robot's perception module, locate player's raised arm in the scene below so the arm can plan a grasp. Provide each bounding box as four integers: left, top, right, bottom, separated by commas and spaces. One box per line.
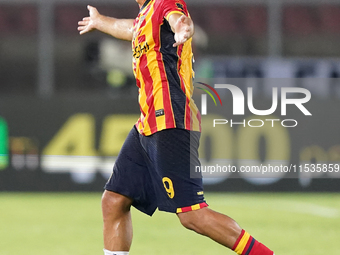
168, 13, 194, 47
78, 5, 134, 41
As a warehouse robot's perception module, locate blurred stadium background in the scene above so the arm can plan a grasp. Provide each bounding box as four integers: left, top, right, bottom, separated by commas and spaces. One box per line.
0, 0, 340, 254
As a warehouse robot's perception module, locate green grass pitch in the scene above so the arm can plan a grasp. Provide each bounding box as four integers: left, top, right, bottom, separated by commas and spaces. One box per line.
0, 192, 339, 255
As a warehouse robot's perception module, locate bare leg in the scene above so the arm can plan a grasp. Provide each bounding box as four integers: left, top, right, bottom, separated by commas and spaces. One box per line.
177, 207, 242, 248
101, 190, 133, 251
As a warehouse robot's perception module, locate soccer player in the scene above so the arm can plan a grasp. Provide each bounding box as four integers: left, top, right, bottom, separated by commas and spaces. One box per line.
78, 1, 275, 255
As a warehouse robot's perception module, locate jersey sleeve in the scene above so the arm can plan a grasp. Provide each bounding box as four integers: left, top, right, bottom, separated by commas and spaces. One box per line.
161, 0, 188, 21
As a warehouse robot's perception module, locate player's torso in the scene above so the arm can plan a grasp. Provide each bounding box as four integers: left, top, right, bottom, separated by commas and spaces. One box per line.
131, 0, 200, 135
132, 0, 178, 81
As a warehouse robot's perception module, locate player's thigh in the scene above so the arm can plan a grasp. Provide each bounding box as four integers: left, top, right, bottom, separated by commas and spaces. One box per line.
104, 126, 158, 216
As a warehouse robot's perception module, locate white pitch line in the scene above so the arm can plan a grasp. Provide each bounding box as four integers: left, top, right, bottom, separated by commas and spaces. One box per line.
277, 201, 340, 219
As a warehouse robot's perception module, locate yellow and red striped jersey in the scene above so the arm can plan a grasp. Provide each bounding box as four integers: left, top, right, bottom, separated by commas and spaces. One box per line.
132, 0, 201, 136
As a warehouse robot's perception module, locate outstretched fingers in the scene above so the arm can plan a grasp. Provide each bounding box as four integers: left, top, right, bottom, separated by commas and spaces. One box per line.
78, 19, 89, 34
78, 19, 89, 26
78, 5, 99, 35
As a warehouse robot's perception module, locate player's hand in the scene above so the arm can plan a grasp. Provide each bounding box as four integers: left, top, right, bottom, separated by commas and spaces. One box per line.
173, 15, 194, 47
78, 5, 101, 35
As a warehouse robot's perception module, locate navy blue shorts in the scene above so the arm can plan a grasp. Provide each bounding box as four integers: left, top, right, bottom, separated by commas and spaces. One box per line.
104, 126, 207, 216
